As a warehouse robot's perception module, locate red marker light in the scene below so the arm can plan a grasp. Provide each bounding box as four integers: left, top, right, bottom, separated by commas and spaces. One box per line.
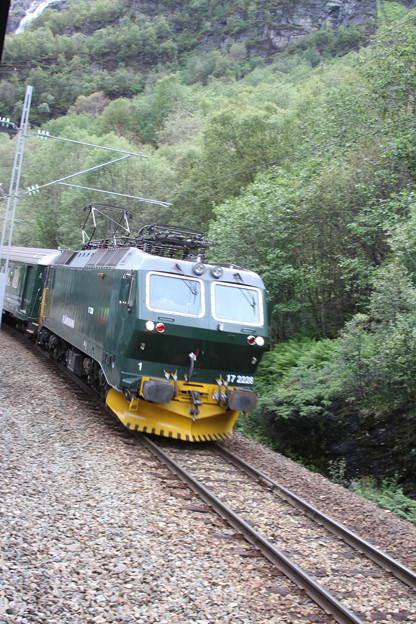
156, 322, 165, 333
247, 335, 256, 345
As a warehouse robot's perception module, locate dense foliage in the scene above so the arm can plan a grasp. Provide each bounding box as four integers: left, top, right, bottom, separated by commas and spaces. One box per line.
2, 0, 373, 121
2, 0, 416, 495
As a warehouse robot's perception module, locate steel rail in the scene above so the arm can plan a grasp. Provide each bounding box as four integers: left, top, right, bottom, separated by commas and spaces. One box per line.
138, 434, 364, 624
10, 325, 413, 608
214, 443, 416, 590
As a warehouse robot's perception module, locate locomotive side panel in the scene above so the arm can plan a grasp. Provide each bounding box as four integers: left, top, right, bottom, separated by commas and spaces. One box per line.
102, 267, 139, 388
40, 261, 142, 391
41, 265, 115, 363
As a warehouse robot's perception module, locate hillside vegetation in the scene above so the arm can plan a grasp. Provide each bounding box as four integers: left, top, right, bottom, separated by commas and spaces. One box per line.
2, 0, 375, 119
1, 0, 416, 496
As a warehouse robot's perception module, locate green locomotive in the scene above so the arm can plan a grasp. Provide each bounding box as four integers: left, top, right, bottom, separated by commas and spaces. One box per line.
1, 208, 270, 441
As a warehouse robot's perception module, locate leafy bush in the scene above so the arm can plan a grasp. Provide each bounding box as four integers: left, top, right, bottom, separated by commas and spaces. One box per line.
378, 1, 408, 23
333, 263, 416, 409
255, 338, 336, 391
350, 478, 416, 523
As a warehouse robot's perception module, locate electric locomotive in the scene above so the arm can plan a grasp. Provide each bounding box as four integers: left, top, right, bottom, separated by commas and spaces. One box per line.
1, 206, 270, 441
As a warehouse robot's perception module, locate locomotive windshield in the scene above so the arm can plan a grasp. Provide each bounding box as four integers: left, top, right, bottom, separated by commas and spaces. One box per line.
212, 283, 263, 326
147, 272, 204, 317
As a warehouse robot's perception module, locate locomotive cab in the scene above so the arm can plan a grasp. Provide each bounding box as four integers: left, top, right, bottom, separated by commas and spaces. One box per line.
106, 251, 269, 441
6, 214, 270, 442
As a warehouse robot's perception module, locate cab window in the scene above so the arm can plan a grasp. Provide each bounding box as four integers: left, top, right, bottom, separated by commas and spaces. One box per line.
147, 272, 204, 317
212, 283, 263, 325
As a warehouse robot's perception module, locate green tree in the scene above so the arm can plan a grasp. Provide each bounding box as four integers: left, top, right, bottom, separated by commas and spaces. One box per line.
130, 75, 197, 145
359, 19, 416, 115
209, 168, 309, 339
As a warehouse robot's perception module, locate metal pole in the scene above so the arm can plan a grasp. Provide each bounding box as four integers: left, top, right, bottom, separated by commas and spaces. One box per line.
0, 85, 168, 329
0, 85, 32, 328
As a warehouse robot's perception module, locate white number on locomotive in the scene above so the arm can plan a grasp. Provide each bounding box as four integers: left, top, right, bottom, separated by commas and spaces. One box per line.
226, 374, 254, 385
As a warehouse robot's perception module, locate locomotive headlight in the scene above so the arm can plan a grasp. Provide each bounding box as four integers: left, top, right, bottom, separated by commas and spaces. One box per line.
247, 335, 265, 346
145, 321, 155, 331
210, 265, 223, 279
193, 262, 205, 276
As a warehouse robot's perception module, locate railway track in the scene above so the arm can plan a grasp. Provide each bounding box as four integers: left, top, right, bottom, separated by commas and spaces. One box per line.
4, 326, 416, 622
138, 435, 416, 624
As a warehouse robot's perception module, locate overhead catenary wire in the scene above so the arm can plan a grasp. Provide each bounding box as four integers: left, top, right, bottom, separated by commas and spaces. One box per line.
58, 182, 172, 207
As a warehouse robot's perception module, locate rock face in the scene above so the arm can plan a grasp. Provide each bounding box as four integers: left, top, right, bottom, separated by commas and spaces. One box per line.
6, 0, 416, 54
254, 0, 378, 54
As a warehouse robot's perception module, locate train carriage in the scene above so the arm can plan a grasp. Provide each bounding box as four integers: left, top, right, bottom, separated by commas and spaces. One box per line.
0, 247, 61, 331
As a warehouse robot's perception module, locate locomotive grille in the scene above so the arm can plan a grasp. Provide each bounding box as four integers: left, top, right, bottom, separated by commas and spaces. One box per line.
85, 248, 129, 268
53, 250, 77, 265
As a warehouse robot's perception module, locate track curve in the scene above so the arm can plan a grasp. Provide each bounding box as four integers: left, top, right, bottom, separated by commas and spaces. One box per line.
138, 435, 416, 624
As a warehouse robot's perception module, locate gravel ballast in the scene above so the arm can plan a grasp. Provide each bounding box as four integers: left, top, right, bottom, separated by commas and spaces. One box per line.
1, 330, 415, 623
223, 436, 416, 572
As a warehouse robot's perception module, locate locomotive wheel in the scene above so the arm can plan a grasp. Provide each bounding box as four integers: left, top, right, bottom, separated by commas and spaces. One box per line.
97, 368, 109, 398
47, 334, 65, 361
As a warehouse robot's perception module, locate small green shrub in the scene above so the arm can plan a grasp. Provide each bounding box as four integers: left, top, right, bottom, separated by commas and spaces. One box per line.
378, 1, 408, 23
350, 477, 416, 523
255, 337, 336, 391
327, 458, 348, 485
